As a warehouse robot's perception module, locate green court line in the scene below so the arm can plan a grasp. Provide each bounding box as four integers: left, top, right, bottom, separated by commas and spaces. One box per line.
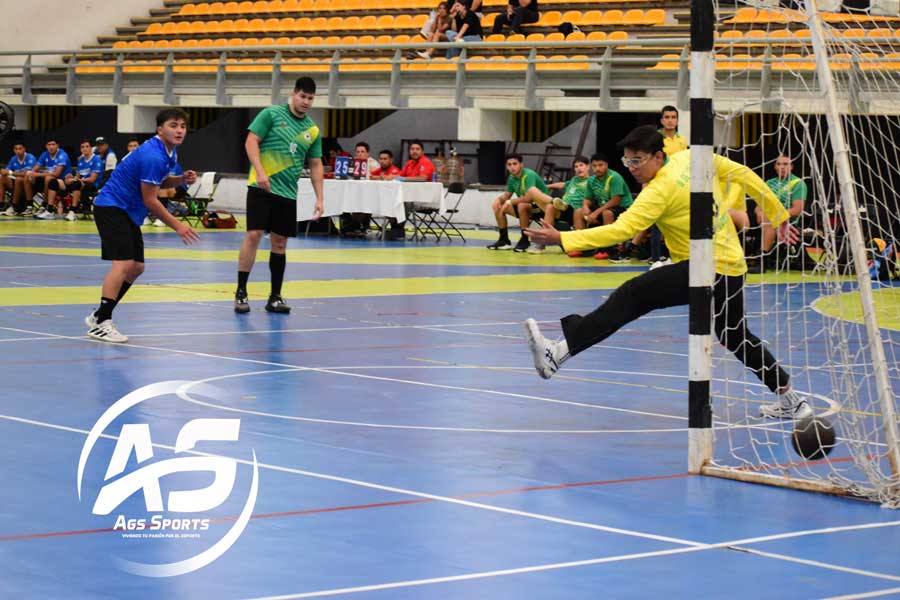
812, 288, 900, 331
0, 272, 644, 306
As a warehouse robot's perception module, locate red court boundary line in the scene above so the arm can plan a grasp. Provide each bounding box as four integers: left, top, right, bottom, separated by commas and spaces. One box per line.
0, 472, 691, 542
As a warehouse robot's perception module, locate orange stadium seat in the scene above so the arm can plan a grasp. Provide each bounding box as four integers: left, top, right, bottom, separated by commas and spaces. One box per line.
726, 7, 757, 23
567, 31, 586, 42
481, 13, 497, 29
209, 1, 227, 13
539, 11, 562, 27
581, 10, 602, 26
238, 1, 255, 13
298, 0, 315, 10
524, 33, 544, 42
324, 35, 342, 45
586, 31, 605, 41
222, 1, 240, 14
607, 30, 628, 41
249, 18, 266, 30
602, 9, 623, 26
307, 35, 325, 44
142, 23, 163, 36
374, 34, 393, 44
544, 32, 564, 42
179, 3, 198, 16
326, 16, 345, 30
311, 16, 328, 29
293, 17, 312, 30
312, 0, 331, 11
394, 14, 414, 29
561, 10, 582, 25
253, 0, 270, 12
392, 34, 411, 43
622, 9, 644, 25
343, 15, 361, 29
356, 34, 375, 44
648, 53, 681, 70
644, 9, 665, 25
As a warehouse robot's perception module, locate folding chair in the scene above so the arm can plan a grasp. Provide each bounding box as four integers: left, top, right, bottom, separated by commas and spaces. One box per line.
411, 182, 467, 243
179, 171, 218, 227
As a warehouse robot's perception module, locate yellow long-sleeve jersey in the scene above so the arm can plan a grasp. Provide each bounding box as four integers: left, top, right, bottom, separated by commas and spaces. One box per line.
560, 151, 790, 276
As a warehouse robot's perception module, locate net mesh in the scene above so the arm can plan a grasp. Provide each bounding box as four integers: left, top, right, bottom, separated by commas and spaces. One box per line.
705, 0, 900, 506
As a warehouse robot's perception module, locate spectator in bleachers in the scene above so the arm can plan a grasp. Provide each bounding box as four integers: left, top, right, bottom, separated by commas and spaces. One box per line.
44, 139, 102, 221
1, 142, 36, 216
371, 149, 401, 179
492, 0, 539, 35
93, 136, 118, 188
122, 138, 140, 162
416, 2, 453, 60
446, 1, 483, 58
27, 138, 72, 216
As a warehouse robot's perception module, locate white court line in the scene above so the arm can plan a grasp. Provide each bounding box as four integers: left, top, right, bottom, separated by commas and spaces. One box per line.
3, 281, 43, 287
0, 263, 106, 269
823, 587, 900, 600
0, 412, 699, 549
239, 520, 900, 600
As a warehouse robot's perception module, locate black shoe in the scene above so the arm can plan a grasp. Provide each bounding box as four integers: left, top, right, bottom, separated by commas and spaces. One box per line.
234, 290, 250, 314
513, 236, 530, 252
265, 295, 291, 314
388, 227, 406, 241
487, 238, 513, 250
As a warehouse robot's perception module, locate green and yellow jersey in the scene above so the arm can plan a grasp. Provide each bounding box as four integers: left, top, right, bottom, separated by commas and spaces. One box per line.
247, 105, 323, 200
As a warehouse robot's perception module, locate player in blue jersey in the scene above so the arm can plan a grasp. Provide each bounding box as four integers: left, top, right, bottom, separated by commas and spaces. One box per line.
1, 142, 37, 216
85, 108, 200, 343
44, 140, 103, 221
93, 136, 118, 188
28, 139, 72, 217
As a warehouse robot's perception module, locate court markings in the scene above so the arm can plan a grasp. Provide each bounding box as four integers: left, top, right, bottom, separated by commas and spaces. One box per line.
239, 521, 900, 600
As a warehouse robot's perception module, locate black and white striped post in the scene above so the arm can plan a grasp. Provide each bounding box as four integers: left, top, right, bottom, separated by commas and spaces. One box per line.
688, 0, 715, 472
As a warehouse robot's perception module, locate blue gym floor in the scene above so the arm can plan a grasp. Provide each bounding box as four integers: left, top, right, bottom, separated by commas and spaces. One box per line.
1, 221, 899, 600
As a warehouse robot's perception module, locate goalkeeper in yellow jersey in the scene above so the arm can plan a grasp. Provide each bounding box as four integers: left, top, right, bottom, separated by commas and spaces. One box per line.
523, 125, 812, 420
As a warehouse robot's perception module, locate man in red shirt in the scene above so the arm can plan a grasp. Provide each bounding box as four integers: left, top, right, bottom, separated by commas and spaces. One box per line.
385, 141, 435, 182
370, 149, 402, 179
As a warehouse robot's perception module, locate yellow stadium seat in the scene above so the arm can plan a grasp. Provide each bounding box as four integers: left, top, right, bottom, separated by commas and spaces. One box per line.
222, 1, 240, 14
248, 17, 266, 30
539, 11, 562, 27
193, 3, 212, 15
719, 29, 742, 39
183, 39, 201, 48
649, 53, 681, 70
324, 35, 342, 44
567, 31, 586, 42
394, 14, 413, 28
843, 28, 866, 38
393, 34, 411, 43
326, 16, 344, 30
726, 7, 756, 24
113, 41, 128, 49
361, 0, 379, 9
586, 31, 605, 41
581, 10, 602, 26
298, 0, 315, 10
483, 33, 504, 42
544, 32, 564, 42
505, 55, 528, 71
481, 13, 497, 29
209, 2, 226, 14
343, 15, 361, 29
359, 15, 380, 29
253, 0, 270, 12
258, 36, 276, 45
261, 17, 280, 31
330, 0, 348, 9
623, 9, 644, 25
290, 35, 308, 44
267, 0, 285, 10
869, 27, 892, 37
243, 37, 261, 46
412, 14, 428, 28
607, 30, 628, 41
196, 38, 214, 47
464, 55, 489, 71
308, 35, 325, 44
227, 37, 245, 46
283, 58, 329, 72
525, 32, 544, 42
180, 3, 198, 16
312, 0, 331, 11
860, 51, 883, 70
294, 17, 312, 30
643, 8, 665, 25
311, 16, 328, 30
345, 0, 364, 9
356, 34, 375, 44
601, 9, 623, 26
277, 17, 295, 30
274, 36, 291, 44
507, 33, 525, 42
238, 0, 255, 13
142, 23, 164, 35
561, 10, 582, 25
374, 34, 392, 44
755, 9, 788, 23
232, 18, 251, 31
341, 34, 359, 44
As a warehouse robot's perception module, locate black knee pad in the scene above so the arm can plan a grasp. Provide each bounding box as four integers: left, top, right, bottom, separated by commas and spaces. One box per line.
48, 179, 62, 192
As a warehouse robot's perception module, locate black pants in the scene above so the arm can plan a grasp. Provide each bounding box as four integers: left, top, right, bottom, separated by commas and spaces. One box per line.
560, 260, 789, 393
492, 8, 539, 33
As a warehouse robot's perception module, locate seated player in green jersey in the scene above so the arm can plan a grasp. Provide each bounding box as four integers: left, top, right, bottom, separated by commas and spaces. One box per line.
487, 153, 549, 252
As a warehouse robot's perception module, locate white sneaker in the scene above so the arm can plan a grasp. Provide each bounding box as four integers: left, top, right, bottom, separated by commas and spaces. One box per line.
21, 207, 33, 217
760, 389, 814, 420
142, 216, 152, 226
524, 318, 568, 379
416, 51, 431, 60
84, 312, 98, 329
65, 210, 77, 221
1, 206, 15, 216
33, 192, 44, 203
650, 257, 673, 270
36, 210, 55, 220
153, 218, 165, 227
526, 243, 545, 254
87, 319, 128, 343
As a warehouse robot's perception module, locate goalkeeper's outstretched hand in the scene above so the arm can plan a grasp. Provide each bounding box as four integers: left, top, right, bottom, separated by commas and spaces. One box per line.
523, 219, 561, 246
777, 220, 800, 245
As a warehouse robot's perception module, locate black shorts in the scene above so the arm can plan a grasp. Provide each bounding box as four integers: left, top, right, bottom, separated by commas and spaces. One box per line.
94, 205, 144, 262
246, 186, 298, 238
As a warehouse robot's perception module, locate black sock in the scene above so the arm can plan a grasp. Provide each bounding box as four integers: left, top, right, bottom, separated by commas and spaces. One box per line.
269, 253, 286, 298
498, 227, 509, 241
237, 270, 250, 293
116, 280, 132, 303
95, 297, 117, 323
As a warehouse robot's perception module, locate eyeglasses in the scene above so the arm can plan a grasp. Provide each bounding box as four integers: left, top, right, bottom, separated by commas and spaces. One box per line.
621, 155, 651, 169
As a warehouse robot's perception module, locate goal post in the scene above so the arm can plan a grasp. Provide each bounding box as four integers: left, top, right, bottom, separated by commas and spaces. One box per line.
688, 0, 900, 506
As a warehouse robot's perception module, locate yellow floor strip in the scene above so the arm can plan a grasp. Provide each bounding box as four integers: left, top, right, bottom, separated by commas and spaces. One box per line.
812, 288, 900, 331
0, 272, 639, 306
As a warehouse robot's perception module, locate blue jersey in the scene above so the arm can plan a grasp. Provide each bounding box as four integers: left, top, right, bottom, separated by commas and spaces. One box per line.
76, 154, 103, 183
36, 149, 72, 176
95, 137, 178, 226
169, 162, 187, 191
7, 153, 36, 172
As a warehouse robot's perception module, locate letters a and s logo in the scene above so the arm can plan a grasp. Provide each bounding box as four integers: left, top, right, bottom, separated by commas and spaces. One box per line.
77, 381, 259, 577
